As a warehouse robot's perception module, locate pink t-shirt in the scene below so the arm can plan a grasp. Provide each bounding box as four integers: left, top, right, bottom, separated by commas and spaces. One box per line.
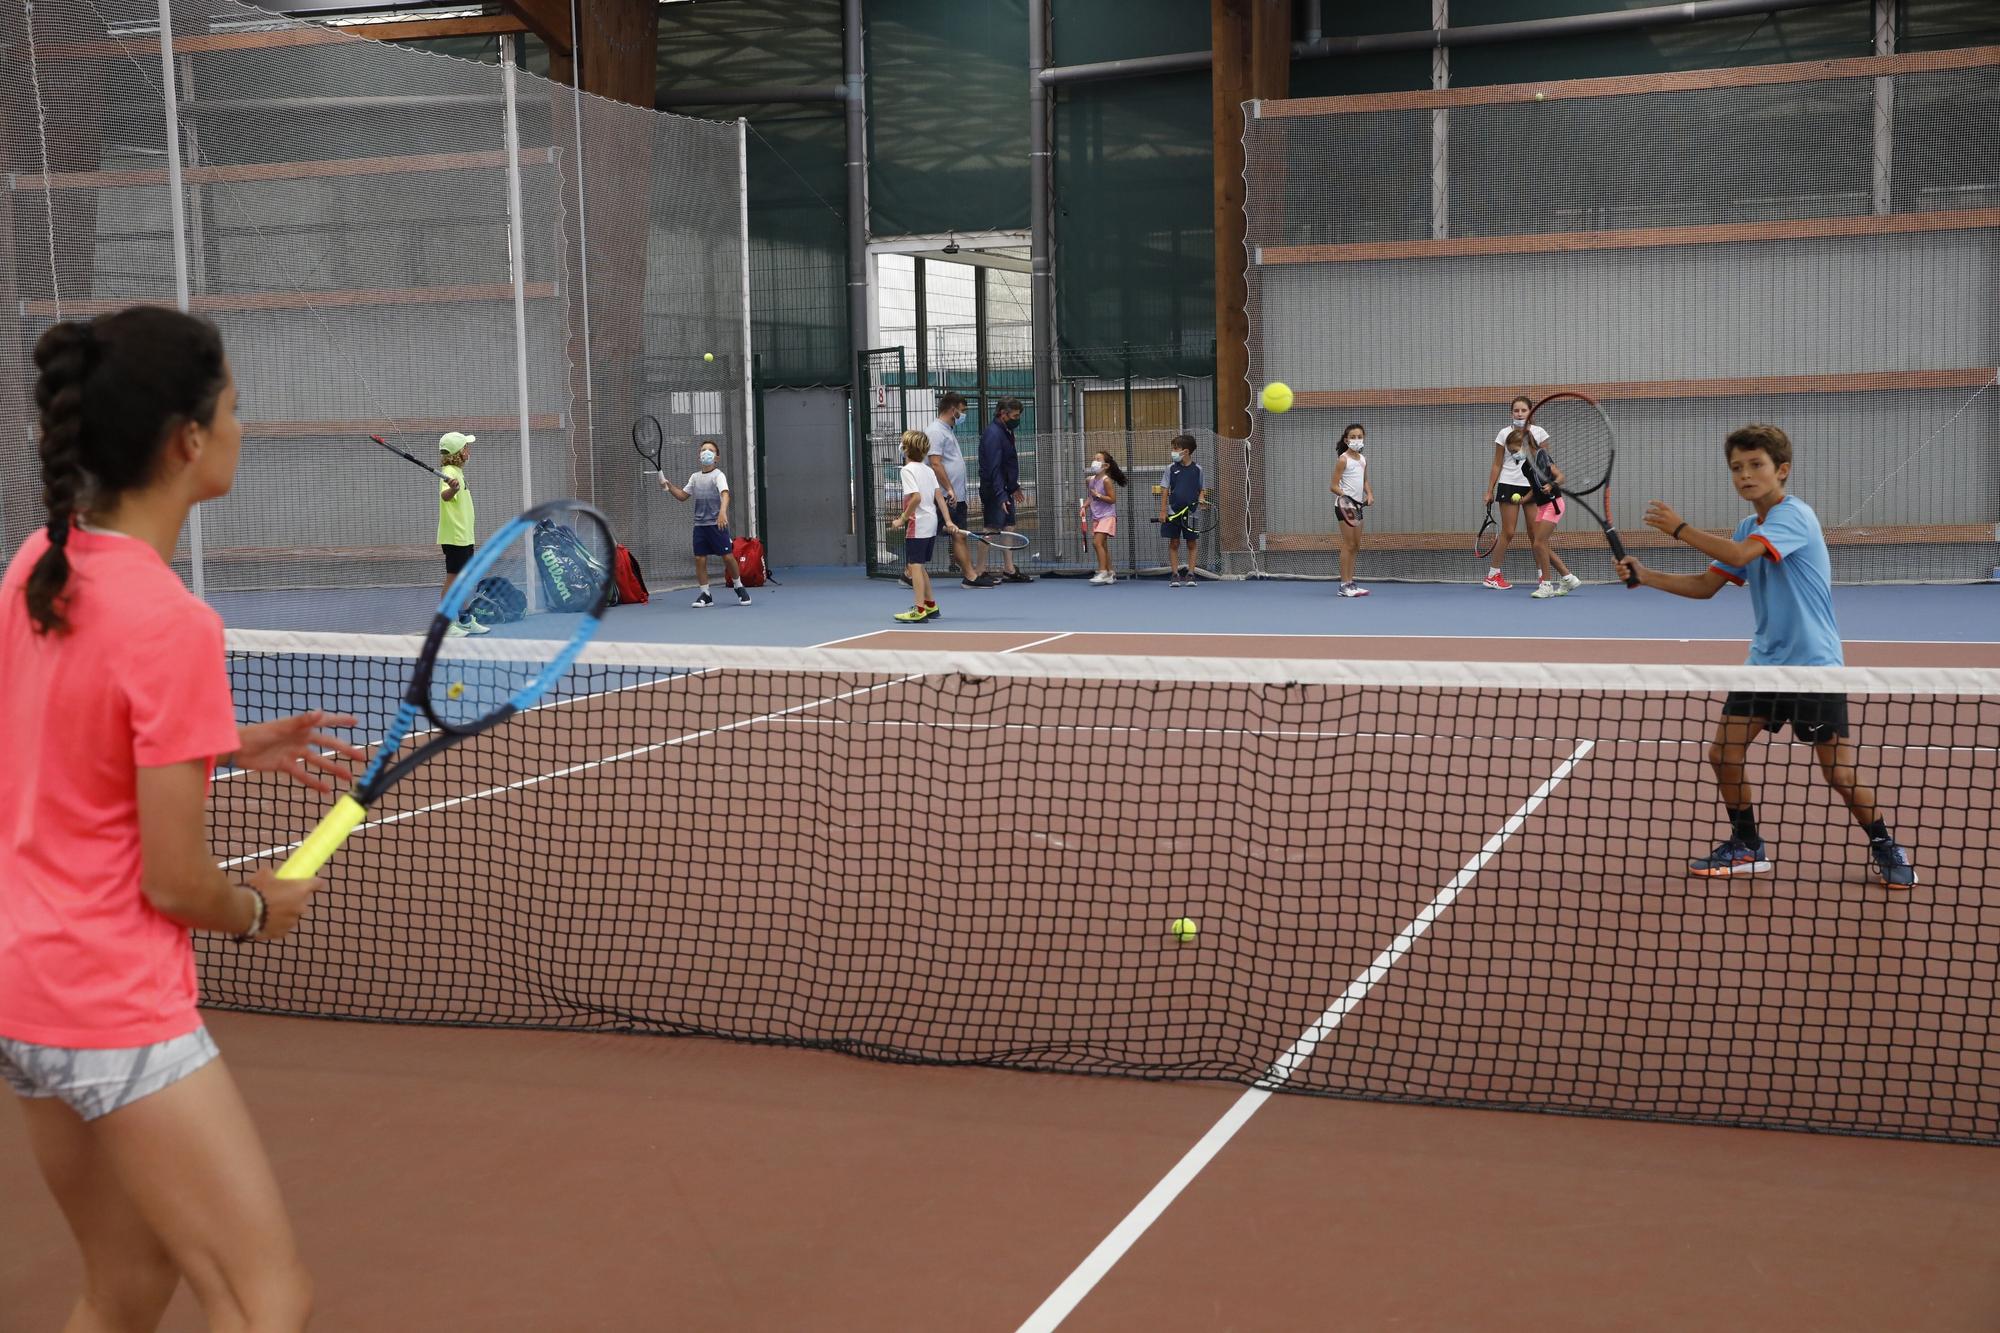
0, 527, 239, 1047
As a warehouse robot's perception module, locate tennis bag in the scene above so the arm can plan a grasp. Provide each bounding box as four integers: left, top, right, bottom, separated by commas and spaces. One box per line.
731, 536, 767, 588
464, 575, 527, 626
612, 544, 649, 605
533, 518, 610, 613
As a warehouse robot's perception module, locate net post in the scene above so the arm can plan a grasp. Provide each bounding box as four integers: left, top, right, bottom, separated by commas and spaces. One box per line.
500, 37, 539, 608
737, 117, 758, 542
157, 0, 204, 599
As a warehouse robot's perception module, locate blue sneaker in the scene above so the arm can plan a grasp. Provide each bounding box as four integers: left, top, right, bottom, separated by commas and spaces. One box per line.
1689, 837, 1772, 877
1869, 837, 1918, 888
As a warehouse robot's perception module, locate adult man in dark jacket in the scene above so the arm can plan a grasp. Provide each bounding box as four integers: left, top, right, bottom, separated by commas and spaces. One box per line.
975, 397, 1032, 583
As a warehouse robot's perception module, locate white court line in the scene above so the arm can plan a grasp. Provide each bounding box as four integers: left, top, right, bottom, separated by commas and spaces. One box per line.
224, 633, 1059, 867
1012, 739, 1597, 1333
858, 627, 2000, 648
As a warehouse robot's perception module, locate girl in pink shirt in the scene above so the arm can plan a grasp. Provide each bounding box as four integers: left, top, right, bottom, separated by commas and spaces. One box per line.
0, 307, 363, 1331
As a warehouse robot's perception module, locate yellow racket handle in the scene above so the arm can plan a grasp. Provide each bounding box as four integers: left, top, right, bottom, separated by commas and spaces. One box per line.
278, 794, 369, 880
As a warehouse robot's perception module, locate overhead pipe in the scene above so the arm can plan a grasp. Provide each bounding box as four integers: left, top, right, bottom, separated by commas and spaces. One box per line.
1028, 0, 1054, 448
1039, 0, 1851, 85
656, 86, 846, 108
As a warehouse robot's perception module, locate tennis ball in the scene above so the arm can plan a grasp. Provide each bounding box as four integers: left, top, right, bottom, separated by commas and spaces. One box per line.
1534, 92, 1546, 101
1170, 917, 1199, 945
1260, 382, 1294, 414
703, 352, 715, 362
447, 682, 465, 700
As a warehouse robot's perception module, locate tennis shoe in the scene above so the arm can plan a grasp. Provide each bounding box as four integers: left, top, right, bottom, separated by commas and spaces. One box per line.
1531, 580, 1558, 599
1688, 837, 1772, 877
445, 620, 470, 638
921, 604, 941, 621
734, 586, 752, 604
461, 617, 491, 635
1869, 836, 1918, 888
1338, 583, 1369, 598
1559, 573, 1582, 594
1482, 573, 1512, 590
692, 591, 714, 608
1003, 570, 1034, 583
893, 606, 928, 623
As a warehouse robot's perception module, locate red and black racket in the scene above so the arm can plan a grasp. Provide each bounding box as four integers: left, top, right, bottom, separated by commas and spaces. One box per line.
1526, 391, 1636, 587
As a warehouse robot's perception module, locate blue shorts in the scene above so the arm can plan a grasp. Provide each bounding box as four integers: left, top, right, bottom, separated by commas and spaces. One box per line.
947, 500, 968, 532
981, 488, 1015, 530
693, 525, 732, 557
0, 1026, 219, 1121
1160, 519, 1198, 542
905, 534, 937, 564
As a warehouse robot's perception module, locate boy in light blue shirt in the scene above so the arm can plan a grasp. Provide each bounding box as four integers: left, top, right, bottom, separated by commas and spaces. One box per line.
1616, 424, 1915, 887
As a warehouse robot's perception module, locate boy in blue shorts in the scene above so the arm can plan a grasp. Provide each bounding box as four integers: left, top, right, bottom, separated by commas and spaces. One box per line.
1616, 424, 1916, 887
1156, 434, 1208, 587
660, 439, 751, 607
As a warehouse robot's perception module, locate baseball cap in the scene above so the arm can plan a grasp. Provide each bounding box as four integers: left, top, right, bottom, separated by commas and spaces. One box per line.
439, 431, 476, 453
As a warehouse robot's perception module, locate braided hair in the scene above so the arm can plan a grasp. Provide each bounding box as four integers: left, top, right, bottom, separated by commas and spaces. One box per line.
26, 306, 227, 634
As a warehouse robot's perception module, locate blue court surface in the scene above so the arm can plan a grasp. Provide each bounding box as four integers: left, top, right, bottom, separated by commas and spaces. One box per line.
216, 565, 2000, 652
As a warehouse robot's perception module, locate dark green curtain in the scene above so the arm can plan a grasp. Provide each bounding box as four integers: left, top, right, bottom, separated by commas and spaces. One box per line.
864, 0, 1030, 235
661, 0, 850, 387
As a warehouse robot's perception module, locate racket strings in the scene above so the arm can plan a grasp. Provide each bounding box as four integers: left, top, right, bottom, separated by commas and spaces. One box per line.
1530, 404, 1614, 496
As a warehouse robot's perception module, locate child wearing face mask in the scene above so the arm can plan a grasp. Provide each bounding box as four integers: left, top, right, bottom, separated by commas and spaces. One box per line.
1156, 434, 1207, 587
1482, 394, 1546, 590
1083, 451, 1127, 585
660, 438, 751, 607
1330, 423, 1374, 597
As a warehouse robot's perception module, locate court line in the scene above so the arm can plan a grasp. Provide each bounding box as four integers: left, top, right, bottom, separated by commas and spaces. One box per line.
850, 627, 1999, 647
221, 634, 1061, 867
1013, 740, 1597, 1333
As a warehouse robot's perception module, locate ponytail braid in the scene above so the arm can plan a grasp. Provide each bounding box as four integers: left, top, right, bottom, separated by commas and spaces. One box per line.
25, 321, 96, 634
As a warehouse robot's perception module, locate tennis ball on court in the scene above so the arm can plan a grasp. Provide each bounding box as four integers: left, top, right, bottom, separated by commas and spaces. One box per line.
703, 352, 715, 362
1170, 917, 1199, 945
1260, 382, 1294, 414
447, 681, 465, 700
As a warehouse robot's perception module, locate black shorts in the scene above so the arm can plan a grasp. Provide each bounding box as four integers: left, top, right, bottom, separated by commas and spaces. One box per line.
904, 534, 937, 564
1160, 519, 1198, 542
981, 489, 1015, 530
1721, 691, 1850, 743
442, 543, 475, 575
947, 500, 969, 532
1493, 484, 1534, 506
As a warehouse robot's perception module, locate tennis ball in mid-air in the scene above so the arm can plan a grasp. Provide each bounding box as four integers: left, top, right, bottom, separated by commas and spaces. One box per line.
703, 352, 715, 362
1170, 917, 1199, 945
1260, 382, 1294, 414
447, 681, 465, 700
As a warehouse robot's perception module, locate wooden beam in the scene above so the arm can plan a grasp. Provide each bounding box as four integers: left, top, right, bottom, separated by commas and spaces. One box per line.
1260, 43, 2000, 118
500, 0, 572, 55
22, 283, 558, 319
1213, 0, 1291, 444
40, 14, 528, 59
1258, 207, 2000, 266
1262, 524, 1997, 554
1291, 368, 1999, 410
12, 148, 556, 193
201, 544, 439, 563
577, 0, 659, 109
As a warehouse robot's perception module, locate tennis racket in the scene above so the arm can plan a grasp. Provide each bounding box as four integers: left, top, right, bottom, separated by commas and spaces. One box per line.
1335, 496, 1369, 528
277, 500, 617, 880
1168, 500, 1219, 536
1526, 391, 1636, 587
368, 433, 452, 482
1474, 503, 1498, 558
632, 415, 665, 474
966, 529, 1031, 551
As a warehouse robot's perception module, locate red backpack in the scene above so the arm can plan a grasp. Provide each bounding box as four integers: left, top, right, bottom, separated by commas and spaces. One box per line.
731, 536, 767, 588
612, 545, 649, 605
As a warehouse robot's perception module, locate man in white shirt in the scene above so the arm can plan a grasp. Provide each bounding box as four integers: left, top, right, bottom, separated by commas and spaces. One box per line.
923, 392, 989, 588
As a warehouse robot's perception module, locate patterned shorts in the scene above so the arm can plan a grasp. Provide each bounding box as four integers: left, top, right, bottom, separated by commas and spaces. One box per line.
0, 1027, 219, 1121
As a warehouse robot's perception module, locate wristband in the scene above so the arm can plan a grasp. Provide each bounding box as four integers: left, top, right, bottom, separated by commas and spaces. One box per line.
233, 886, 267, 943
1672, 522, 1687, 540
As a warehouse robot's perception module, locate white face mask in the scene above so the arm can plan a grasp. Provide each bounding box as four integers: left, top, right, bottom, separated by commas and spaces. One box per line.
1347, 438, 1365, 450
699, 451, 717, 466
1173, 451, 1188, 465
1512, 413, 1529, 426
1088, 461, 1104, 473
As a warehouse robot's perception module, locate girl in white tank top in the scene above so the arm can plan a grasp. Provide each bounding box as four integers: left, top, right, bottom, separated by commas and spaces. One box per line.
1331, 422, 1374, 597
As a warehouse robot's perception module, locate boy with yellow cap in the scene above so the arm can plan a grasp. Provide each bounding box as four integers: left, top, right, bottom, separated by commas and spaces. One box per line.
437, 430, 488, 636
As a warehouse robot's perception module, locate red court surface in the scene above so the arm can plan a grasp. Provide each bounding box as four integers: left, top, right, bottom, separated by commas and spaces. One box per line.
5, 629, 1999, 1330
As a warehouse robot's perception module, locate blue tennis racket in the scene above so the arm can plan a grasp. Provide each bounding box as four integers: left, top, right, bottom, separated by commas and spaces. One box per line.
278, 499, 617, 879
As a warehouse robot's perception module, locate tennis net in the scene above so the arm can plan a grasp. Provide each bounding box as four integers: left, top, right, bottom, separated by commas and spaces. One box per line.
205, 631, 2000, 1144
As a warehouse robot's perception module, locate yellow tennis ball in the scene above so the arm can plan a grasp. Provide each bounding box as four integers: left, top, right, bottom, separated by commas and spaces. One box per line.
1260, 382, 1294, 414
1170, 917, 1198, 945
703, 352, 715, 362
447, 681, 465, 700
1534, 91, 1546, 101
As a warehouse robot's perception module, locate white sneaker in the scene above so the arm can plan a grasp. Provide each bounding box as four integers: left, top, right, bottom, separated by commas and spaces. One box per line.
1559, 573, 1582, 595
1089, 571, 1113, 585
1338, 582, 1369, 597
445, 620, 470, 637
1531, 580, 1558, 599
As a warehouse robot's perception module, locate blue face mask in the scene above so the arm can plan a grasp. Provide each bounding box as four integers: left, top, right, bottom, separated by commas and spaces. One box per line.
700, 451, 717, 466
